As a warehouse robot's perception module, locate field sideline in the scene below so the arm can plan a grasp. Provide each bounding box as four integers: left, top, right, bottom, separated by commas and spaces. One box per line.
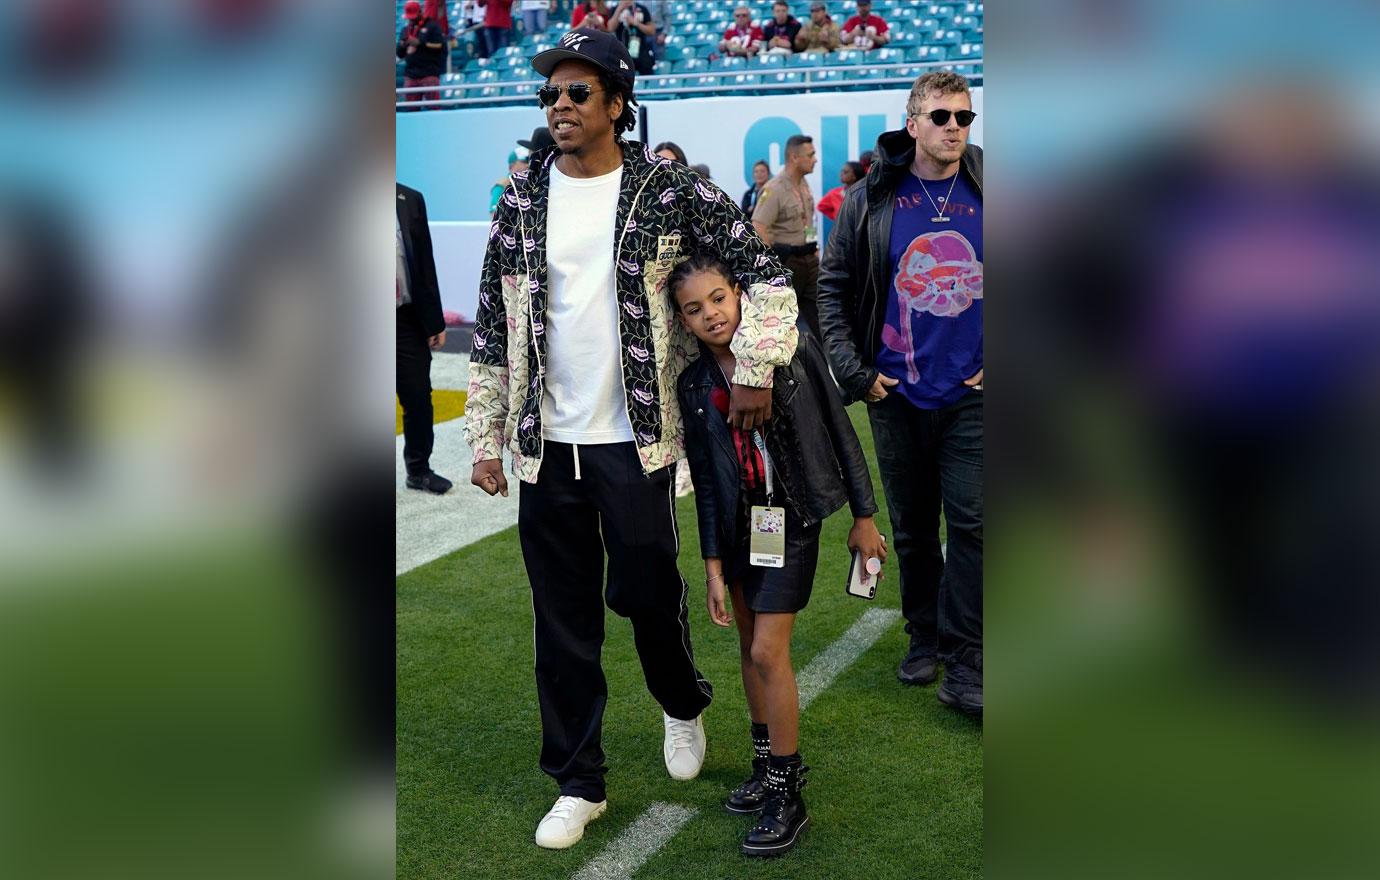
397, 406, 982, 879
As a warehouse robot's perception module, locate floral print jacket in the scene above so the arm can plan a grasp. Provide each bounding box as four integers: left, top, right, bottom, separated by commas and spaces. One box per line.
465, 138, 800, 484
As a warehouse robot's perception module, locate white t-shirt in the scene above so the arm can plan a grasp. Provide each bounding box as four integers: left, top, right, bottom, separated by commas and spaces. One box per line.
540, 162, 635, 444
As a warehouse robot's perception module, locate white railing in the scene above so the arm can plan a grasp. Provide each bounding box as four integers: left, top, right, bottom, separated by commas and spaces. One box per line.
395, 57, 982, 109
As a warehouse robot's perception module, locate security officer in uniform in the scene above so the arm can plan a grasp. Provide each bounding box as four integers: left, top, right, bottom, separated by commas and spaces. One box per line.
752, 134, 820, 338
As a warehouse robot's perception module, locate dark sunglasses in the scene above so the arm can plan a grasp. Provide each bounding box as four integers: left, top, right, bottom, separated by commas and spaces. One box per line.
537, 81, 603, 107
915, 108, 977, 127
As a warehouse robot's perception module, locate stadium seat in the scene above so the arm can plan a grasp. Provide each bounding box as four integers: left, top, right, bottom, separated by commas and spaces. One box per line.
760, 71, 803, 93
668, 45, 698, 62
501, 83, 537, 98
931, 29, 962, 46
908, 44, 948, 62
808, 68, 847, 88
662, 33, 685, 47
749, 53, 786, 69
463, 57, 493, 72
831, 49, 864, 65
727, 73, 763, 91
696, 42, 719, 59
499, 44, 525, 57
955, 43, 982, 60
709, 56, 748, 71
673, 57, 707, 73
788, 52, 826, 68
873, 47, 905, 64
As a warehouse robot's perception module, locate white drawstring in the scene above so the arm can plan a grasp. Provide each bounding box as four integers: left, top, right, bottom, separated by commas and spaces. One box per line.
572, 443, 582, 481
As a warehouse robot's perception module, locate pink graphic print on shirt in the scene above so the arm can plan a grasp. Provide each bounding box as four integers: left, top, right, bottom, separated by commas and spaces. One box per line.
883, 230, 983, 383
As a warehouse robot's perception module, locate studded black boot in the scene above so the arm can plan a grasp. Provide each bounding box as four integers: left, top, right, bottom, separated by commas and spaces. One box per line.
740, 754, 808, 857
724, 723, 771, 814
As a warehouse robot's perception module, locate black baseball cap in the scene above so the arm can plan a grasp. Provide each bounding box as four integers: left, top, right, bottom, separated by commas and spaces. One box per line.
518, 126, 556, 152
531, 28, 637, 84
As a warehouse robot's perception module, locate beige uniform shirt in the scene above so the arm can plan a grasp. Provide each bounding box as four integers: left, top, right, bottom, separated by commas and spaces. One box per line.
752, 172, 815, 247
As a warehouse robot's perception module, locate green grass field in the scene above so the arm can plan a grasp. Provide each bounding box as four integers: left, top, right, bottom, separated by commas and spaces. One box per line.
397, 407, 982, 879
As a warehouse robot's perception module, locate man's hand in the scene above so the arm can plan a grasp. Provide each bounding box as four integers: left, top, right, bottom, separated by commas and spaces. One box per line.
865, 372, 899, 403
428, 329, 446, 351
729, 384, 772, 431
963, 368, 983, 390
471, 459, 508, 497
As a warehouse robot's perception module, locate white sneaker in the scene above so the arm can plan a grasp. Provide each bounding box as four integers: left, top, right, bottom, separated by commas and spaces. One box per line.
663, 712, 706, 780
534, 795, 607, 849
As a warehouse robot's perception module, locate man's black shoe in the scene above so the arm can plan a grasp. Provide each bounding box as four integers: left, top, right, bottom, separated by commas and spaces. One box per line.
405, 471, 453, 495
937, 661, 983, 717
741, 760, 808, 857
897, 643, 938, 686
724, 757, 768, 814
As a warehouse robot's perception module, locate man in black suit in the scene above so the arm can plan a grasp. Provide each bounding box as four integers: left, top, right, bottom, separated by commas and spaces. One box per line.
397, 182, 452, 494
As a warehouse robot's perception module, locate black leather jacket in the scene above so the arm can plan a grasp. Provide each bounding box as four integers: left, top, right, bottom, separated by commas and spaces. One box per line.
677, 332, 878, 560
817, 131, 984, 403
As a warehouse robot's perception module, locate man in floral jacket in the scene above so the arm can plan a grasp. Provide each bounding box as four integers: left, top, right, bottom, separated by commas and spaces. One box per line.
464, 28, 798, 850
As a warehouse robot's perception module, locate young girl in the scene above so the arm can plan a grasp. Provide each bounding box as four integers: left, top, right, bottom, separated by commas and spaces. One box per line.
670, 252, 887, 856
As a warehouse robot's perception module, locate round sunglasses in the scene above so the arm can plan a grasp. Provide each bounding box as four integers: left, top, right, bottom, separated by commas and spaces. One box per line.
914, 108, 977, 127
537, 81, 604, 108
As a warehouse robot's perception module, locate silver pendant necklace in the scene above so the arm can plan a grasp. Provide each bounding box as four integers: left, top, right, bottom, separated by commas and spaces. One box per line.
917, 169, 960, 223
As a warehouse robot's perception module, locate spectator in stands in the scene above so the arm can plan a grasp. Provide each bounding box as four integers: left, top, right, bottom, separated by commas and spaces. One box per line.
817, 71, 983, 718
762, 1, 802, 56
841, 0, 889, 50
817, 161, 863, 222
606, 0, 657, 76
795, 1, 842, 53
719, 6, 764, 59
649, 0, 674, 55
476, 0, 515, 58
753, 134, 821, 338
653, 141, 687, 163
521, 1, 554, 38
571, 1, 608, 30
741, 159, 770, 214
397, 0, 447, 108
468, 26, 798, 851
491, 148, 530, 216
396, 183, 451, 494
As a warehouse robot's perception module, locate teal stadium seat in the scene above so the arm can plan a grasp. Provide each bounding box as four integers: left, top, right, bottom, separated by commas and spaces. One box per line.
749, 53, 786, 69
809, 69, 847, 88
832, 49, 864, 65
788, 52, 826, 68
673, 58, 707, 73
709, 56, 748, 71
873, 47, 905, 63
761, 71, 803, 93
955, 42, 982, 60
908, 44, 948, 62
727, 73, 763, 91
931, 29, 962, 46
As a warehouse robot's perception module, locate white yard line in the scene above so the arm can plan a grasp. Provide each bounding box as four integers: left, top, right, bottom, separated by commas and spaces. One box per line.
569, 803, 697, 880
570, 606, 903, 880
797, 607, 903, 710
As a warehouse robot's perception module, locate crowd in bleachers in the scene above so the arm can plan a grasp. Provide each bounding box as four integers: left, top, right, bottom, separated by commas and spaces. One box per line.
397, 0, 982, 108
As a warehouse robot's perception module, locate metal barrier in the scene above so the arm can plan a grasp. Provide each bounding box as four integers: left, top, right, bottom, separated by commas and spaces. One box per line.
395, 57, 982, 110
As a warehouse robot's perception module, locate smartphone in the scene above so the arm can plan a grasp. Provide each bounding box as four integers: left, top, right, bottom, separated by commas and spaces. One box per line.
845, 537, 884, 600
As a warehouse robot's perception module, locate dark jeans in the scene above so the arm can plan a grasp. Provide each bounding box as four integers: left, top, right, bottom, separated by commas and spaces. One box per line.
478, 25, 510, 58
782, 251, 820, 341
395, 304, 433, 477
519, 441, 714, 802
868, 389, 983, 669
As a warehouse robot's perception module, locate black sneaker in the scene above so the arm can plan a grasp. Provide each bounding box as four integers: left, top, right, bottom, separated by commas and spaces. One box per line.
405, 471, 453, 495
724, 758, 768, 814
741, 761, 808, 857
897, 643, 938, 686
937, 659, 983, 718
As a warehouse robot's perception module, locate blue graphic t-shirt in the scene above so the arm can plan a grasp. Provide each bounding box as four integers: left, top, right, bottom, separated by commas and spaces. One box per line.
877, 169, 983, 409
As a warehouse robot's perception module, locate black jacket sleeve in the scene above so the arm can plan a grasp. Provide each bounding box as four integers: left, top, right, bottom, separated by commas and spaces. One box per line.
400, 187, 446, 337
816, 183, 877, 404
801, 335, 877, 518
678, 381, 722, 559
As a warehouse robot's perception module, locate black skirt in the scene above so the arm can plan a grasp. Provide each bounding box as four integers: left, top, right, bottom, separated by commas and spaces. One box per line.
722, 492, 822, 614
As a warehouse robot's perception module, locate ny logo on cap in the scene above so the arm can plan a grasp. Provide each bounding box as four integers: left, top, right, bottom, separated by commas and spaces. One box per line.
560, 32, 590, 50
619, 59, 629, 69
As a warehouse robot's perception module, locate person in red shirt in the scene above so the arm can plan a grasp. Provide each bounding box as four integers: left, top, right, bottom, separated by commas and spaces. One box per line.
719, 6, 764, 58
841, 0, 889, 50
397, 1, 447, 107
476, 0, 514, 58
817, 161, 864, 222
571, 1, 608, 30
